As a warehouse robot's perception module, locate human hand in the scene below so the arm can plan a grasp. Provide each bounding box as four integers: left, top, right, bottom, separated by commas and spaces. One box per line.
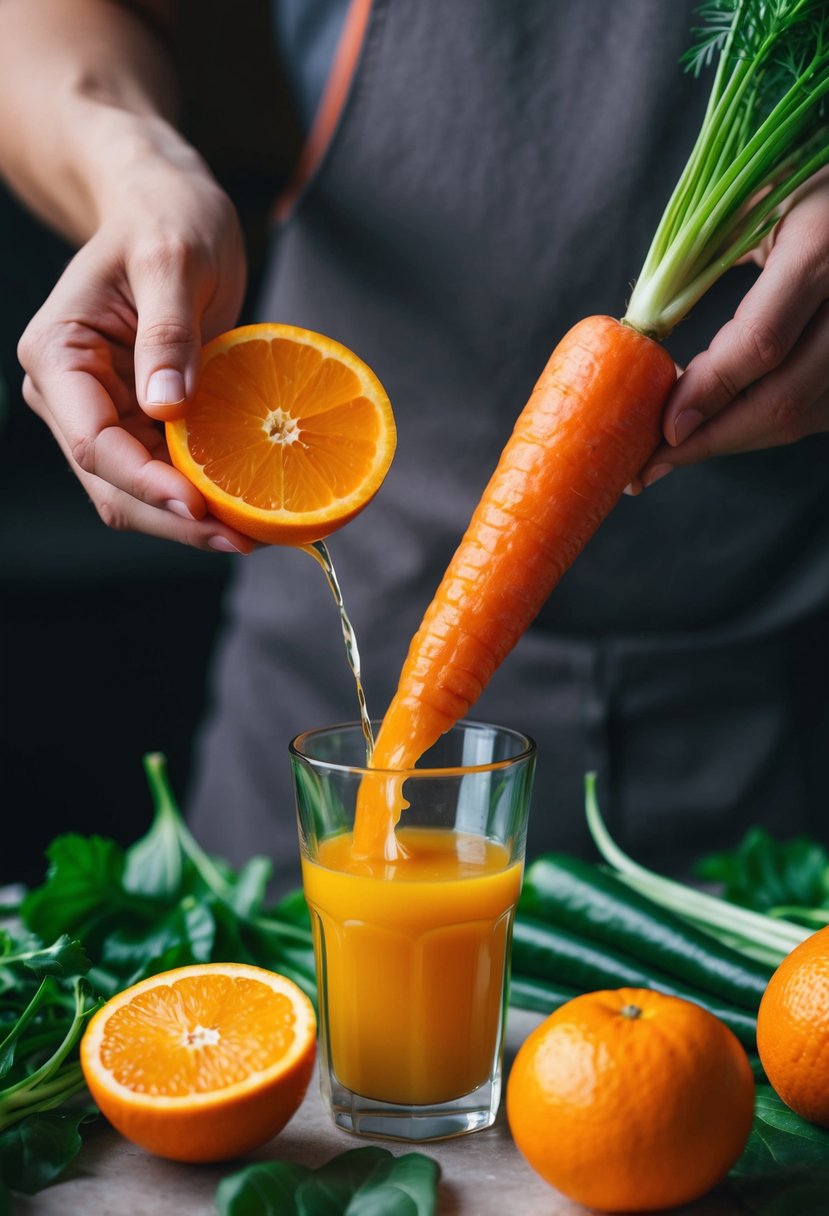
17, 154, 255, 552
635, 168, 829, 490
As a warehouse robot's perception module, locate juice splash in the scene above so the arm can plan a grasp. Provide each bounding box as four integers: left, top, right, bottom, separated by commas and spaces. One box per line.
302, 826, 521, 1105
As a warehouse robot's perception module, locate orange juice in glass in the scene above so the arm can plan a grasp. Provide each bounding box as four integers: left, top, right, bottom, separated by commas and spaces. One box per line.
290, 720, 535, 1140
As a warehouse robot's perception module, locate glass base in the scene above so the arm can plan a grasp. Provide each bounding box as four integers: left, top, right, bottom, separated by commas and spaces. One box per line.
321, 1071, 502, 1142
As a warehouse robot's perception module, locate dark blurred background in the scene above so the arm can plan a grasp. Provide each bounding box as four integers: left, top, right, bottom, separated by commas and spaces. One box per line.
0, 2, 302, 886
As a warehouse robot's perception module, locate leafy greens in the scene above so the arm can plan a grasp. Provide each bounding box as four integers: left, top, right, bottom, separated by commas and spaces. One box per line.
214, 1147, 441, 1216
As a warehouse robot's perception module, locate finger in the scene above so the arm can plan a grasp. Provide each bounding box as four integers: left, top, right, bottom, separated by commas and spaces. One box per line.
23, 366, 207, 519
129, 242, 207, 419
662, 243, 827, 446
89, 483, 256, 553
25, 372, 254, 549
640, 301, 829, 479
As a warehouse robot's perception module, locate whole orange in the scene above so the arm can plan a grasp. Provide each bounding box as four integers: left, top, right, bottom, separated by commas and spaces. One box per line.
756, 924, 829, 1125
506, 987, 755, 1213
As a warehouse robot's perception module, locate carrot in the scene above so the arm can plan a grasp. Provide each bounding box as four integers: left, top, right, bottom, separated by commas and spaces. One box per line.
354, 2, 829, 858
373, 316, 675, 769
352, 317, 675, 858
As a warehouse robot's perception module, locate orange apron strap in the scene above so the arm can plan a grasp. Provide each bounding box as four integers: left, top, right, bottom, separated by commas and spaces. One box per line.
275, 0, 374, 221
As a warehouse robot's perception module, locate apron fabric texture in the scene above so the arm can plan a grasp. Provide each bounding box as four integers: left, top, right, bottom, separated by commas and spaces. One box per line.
188, 0, 829, 892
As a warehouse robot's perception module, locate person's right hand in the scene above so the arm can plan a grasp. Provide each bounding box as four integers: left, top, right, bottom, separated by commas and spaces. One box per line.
17, 155, 256, 553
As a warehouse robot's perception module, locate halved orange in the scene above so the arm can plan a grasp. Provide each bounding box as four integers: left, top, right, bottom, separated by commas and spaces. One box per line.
80, 962, 316, 1163
165, 323, 396, 544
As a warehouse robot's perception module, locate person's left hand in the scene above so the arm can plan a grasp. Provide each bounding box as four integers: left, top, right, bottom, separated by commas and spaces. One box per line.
634, 167, 829, 490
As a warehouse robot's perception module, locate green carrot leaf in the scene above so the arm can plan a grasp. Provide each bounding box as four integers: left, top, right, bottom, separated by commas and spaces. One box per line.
624, 0, 829, 339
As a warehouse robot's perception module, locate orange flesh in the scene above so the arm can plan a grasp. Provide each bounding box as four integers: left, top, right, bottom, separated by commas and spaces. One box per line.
184, 338, 382, 511
98, 974, 300, 1096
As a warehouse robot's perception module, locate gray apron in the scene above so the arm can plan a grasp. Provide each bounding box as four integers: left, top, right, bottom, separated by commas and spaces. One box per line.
188, 0, 829, 892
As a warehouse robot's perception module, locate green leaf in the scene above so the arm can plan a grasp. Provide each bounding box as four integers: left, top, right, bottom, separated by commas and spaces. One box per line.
271, 889, 312, 932
123, 757, 184, 900
21, 937, 91, 980
215, 1149, 440, 1216
734, 1087, 829, 1174
343, 1150, 440, 1216
0, 1039, 16, 1083
102, 897, 215, 982
697, 829, 829, 913
729, 1087, 829, 1213
0, 1110, 93, 1194
215, 1161, 309, 1215
101, 897, 214, 967
227, 857, 274, 918
21, 834, 127, 942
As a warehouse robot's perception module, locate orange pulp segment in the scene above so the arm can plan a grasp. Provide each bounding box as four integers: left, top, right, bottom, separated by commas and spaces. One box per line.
166, 323, 396, 545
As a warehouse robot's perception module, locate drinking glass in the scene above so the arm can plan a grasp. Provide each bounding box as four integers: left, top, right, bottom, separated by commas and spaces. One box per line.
290, 719, 535, 1141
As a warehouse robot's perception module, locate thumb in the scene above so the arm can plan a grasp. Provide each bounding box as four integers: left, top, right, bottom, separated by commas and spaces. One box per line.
132, 271, 203, 421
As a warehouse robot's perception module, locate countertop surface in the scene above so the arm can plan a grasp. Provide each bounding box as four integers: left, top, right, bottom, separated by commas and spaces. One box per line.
13, 1010, 748, 1216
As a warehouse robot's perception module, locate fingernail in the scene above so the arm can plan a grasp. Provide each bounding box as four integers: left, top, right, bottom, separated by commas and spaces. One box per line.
146, 368, 186, 405
673, 408, 704, 445
208, 535, 245, 554
642, 462, 673, 488
166, 499, 195, 521
623, 480, 641, 497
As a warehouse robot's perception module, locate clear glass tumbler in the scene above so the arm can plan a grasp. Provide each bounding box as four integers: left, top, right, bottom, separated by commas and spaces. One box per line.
290, 719, 536, 1141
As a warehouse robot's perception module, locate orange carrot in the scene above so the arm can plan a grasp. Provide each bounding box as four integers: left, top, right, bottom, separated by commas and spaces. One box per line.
353, 316, 675, 858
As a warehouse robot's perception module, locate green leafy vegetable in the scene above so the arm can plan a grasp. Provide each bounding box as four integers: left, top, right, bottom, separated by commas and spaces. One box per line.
625, 0, 829, 339
584, 773, 808, 967
21, 754, 316, 1001
0, 931, 90, 979
0, 928, 98, 1195
214, 1147, 441, 1216
696, 827, 829, 923
0, 1109, 96, 1196
729, 1087, 829, 1214
0, 933, 95, 1126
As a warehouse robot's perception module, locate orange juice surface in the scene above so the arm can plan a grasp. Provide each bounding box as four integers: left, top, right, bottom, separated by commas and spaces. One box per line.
302, 827, 521, 1106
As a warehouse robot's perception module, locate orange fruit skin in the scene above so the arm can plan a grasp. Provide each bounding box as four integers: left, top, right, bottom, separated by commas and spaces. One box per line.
506, 987, 755, 1213
80, 963, 316, 1164
165, 323, 396, 546
757, 924, 829, 1126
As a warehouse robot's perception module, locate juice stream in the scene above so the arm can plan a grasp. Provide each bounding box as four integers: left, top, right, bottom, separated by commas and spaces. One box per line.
303, 540, 375, 761
306, 539, 425, 861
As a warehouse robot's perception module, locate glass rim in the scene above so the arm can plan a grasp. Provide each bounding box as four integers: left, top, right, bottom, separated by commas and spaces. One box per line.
289, 717, 536, 778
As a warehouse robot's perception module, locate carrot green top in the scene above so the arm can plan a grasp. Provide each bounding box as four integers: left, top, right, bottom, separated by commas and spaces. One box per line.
624, 0, 829, 341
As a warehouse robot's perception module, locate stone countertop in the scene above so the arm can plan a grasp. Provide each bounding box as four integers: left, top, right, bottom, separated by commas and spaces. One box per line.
14, 1010, 747, 1216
